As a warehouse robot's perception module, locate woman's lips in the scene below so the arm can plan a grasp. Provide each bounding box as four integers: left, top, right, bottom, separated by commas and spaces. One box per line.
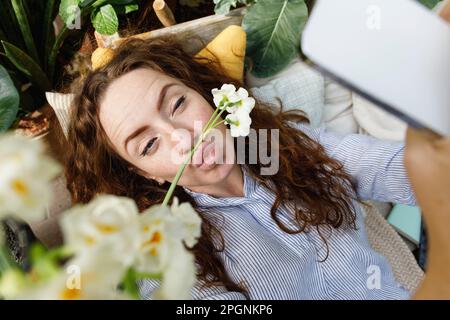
192, 140, 216, 169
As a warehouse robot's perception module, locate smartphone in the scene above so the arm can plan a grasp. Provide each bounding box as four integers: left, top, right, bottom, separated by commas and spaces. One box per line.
301, 0, 450, 136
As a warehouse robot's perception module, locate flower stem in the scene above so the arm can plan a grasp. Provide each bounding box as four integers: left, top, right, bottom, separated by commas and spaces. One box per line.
162, 128, 209, 206
161, 102, 234, 206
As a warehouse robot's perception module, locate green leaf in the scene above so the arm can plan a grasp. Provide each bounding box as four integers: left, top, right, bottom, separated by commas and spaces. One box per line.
121, 268, 140, 299
1, 41, 51, 92
419, 0, 443, 9
0, 64, 20, 132
214, 0, 238, 14
43, 0, 57, 72
0, 1, 26, 52
29, 244, 62, 283
213, 0, 256, 14
243, 0, 308, 77
91, 4, 119, 35
124, 4, 139, 14
10, 0, 40, 63
59, 0, 82, 26
114, 3, 139, 15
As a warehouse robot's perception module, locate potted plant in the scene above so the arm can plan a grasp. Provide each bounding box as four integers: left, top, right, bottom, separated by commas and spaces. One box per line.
0, 0, 143, 162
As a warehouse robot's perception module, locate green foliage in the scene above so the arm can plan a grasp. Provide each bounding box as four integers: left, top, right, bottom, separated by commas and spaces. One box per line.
419, 0, 443, 9
91, 4, 119, 35
0, 65, 20, 132
0, 0, 141, 130
59, 0, 141, 36
240, 0, 308, 77
213, 0, 257, 15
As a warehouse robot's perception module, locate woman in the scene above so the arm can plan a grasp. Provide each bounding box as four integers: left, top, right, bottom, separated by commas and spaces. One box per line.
66, 37, 415, 299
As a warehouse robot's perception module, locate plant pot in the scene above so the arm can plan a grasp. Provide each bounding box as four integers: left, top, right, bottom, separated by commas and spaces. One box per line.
13, 104, 67, 165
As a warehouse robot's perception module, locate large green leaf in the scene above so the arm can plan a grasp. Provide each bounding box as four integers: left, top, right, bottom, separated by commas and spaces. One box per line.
419, 0, 443, 9
1, 41, 51, 92
91, 4, 119, 35
43, 0, 57, 72
243, 0, 308, 77
59, 0, 81, 26
0, 65, 20, 132
0, 1, 26, 51
11, 0, 40, 63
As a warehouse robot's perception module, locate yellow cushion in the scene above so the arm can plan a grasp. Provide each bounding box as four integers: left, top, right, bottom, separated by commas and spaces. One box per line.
194, 25, 246, 82
91, 25, 246, 82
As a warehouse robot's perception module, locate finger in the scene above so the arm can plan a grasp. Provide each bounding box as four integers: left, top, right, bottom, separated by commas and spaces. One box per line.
439, 0, 450, 23
406, 127, 441, 146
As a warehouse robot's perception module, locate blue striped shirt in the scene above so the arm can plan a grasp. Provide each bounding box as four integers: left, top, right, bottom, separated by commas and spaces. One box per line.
138, 123, 416, 300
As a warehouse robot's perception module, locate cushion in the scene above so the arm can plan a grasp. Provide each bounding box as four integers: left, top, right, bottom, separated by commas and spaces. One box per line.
353, 94, 407, 141
194, 25, 246, 82
92, 25, 246, 82
248, 58, 325, 127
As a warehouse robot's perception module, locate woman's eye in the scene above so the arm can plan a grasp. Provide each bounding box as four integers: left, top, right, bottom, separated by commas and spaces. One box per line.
140, 137, 157, 157
171, 95, 186, 116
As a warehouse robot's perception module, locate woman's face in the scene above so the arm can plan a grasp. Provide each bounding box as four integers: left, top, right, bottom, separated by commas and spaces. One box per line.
99, 68, 236, 189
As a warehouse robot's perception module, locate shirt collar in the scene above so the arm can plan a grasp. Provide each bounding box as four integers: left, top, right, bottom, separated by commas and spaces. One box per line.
182, 165, 258, 208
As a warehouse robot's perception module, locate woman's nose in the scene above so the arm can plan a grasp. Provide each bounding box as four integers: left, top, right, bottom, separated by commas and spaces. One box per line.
170, 127, 195, 156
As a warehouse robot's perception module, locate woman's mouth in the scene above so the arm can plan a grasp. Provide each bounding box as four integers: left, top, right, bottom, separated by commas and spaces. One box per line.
192, 140, 216, 170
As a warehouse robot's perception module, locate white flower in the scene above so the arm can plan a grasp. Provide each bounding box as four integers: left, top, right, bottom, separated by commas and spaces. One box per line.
170, 197, 202, 248
0, 133, 61, 222
15, 247, 128, 300
153, 241, 196, 300
134, 205, 181, 274
135, 203, 198, 300
225, 107, 253, 137
211, 84, 241, 109
60, 194, 141, 267
226, 87, 256, 114
0, 269, 29, 299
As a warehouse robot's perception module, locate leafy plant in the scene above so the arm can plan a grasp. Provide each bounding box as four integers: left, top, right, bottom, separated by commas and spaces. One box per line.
59, 0, 140, 36
0, 0, 140, 132
214, 0, 309, 78
0, 0, 60, 132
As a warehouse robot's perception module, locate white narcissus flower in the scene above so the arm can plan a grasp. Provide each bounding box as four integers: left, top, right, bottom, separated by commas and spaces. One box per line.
211, 84, 241, 109
0, 133, 61, 222
211, 84, 255, 138
134, 204, 181, 274
0, 269, 29, 299
226, 87, 256, 114
153, 241, 196, 300
14, 246, 128, 300
60, 195, 141, 267
225, 107, 253, 137
170, 197, 202, 248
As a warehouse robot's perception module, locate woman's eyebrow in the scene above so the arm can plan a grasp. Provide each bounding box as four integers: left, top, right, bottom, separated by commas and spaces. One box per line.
156, 82, 177, 111
123, 82, 177, 151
